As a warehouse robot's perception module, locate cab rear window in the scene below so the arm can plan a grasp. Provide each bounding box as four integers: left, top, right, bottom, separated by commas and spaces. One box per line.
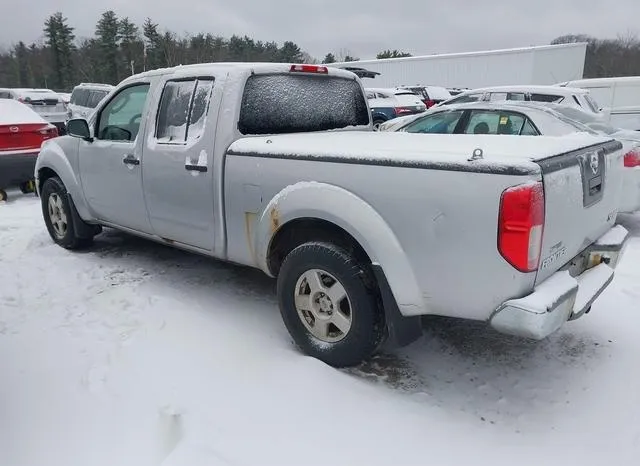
238, 74, 369, 135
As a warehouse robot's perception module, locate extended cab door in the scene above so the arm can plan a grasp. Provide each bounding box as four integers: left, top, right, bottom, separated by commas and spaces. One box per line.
78, 83, 152, 232
141, 77, 218, 251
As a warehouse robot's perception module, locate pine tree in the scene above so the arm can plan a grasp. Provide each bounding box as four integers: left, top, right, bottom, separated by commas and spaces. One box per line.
14, 42, 32, 87
322, 53, 336, 64
143, 18, 163, 70
119, 17, 141, 76
43, 12, 76, 89
279, 41, 303, 63
95, 10, 121, 84
376, 49, 412, 59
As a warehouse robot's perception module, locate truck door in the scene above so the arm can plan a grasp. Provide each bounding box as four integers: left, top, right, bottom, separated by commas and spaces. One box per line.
142, 77, 218, 251
78, 83, 152, 232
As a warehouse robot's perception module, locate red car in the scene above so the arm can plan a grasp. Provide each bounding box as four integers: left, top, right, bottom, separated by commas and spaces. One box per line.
0, 99, 58, 201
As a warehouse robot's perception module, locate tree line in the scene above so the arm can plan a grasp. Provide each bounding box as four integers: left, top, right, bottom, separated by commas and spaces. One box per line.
1, 11, 638, 91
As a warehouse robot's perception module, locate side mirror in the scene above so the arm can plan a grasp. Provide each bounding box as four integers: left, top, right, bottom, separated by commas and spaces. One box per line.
67, 118, 92, 141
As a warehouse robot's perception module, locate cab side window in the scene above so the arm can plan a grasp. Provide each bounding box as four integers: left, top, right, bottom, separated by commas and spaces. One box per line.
155, 78, 214, 144
97, 84, 150, 142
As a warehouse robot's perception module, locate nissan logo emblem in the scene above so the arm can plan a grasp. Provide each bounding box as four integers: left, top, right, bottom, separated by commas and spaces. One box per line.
590, 153, 599, 175
9, 126, 19, 133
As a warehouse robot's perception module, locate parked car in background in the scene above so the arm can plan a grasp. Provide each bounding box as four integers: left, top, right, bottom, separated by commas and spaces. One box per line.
447, 87, 469, 96
506, 101, 640, 214
559, 77, 640, 131
58, 93, 71, 105
437, 85, 604, 117
36, 62, 628, 367
381, 100, 640, 214
0, 99, 58, 201
0, 88, 67, 135
68, 83, 115, 120
365, 88, 426, 129
400, 86, 451, 108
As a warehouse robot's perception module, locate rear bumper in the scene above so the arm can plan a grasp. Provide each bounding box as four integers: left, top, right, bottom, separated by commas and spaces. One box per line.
490, 225, 629, 340
0, 151, 39, 187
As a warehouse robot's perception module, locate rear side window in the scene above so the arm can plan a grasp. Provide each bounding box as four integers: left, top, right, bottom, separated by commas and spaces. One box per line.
520, 120, 539, 135
71, 88, 89, 106
155, 78, 214, 143
87, 90, 107, 108
238, 74, 369, 135
0, 91, 11, 99
507, 93, 526, 101
446, 93, 481, 105
403, 110, 464, 134
464, 110, 527, 135
530, 93, 564, 103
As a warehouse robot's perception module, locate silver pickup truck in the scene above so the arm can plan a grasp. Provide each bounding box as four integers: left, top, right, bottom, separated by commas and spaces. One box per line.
35, 63, 629, 367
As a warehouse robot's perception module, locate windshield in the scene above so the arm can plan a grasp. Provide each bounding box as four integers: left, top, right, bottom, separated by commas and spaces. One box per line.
239, 73, 369, 134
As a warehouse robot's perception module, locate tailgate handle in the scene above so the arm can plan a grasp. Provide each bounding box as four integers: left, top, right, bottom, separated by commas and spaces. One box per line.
588, 175, 602, 195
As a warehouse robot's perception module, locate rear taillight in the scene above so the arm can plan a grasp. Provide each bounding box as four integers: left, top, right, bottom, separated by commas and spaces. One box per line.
394, 107, 413, 116
623, 148, 640, 167
498, 181, 545, 273
290, 64, 328, 74
425, 99, 436, 108
39, 125, 58, 139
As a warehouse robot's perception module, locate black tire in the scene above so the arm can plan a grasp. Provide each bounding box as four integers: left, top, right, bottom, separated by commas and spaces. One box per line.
19, 180, 35, 194
41, 177, 93, 249
0, 189, 6, 202
277, 242, 384, 367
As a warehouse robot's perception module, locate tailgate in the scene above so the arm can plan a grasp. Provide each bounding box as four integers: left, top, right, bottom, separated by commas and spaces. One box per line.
535, 139, 624, 283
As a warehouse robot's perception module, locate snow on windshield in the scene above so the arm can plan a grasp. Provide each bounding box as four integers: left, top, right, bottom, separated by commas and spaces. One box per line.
238, 74, 369, 135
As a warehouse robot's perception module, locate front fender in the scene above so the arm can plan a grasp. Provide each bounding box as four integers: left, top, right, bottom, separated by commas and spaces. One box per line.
36, 137, 93, 221
255, 182, 425, 317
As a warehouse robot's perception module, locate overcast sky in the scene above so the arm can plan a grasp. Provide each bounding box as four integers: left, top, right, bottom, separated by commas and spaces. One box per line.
3, 0, 639, 59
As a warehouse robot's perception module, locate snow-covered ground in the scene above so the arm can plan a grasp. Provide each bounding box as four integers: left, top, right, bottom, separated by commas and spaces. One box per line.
1, 191, 639, 466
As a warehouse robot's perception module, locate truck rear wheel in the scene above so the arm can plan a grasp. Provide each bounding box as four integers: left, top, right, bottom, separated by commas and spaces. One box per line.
41, 177, 94, 250
277, 242, 384, 367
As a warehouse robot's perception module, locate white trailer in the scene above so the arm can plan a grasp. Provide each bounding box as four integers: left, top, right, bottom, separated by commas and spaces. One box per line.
331, 43, 587, 89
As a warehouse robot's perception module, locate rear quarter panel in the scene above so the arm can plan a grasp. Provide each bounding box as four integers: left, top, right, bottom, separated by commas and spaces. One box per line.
224, 155, 541, 321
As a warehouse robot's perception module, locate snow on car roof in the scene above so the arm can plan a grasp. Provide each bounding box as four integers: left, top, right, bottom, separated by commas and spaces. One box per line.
465, 85, 590, 95
0, 99, 47, 125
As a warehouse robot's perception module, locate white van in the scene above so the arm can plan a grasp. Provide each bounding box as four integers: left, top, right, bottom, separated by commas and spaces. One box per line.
559, 77, 640, 131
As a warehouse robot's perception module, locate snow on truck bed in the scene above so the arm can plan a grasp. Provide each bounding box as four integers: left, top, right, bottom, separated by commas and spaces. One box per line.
229, 131, 614, 170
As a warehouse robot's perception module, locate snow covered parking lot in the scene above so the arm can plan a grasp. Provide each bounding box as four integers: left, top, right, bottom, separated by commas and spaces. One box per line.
1, 191, 640, 466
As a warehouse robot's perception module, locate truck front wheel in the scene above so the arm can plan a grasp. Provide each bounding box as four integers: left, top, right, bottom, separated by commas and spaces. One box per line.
277, 242, 384, 367
41, 177, 94, 250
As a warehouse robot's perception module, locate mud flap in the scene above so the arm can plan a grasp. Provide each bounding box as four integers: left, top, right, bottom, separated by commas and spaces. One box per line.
372, 264, 423, 349
65, 193, 102, 239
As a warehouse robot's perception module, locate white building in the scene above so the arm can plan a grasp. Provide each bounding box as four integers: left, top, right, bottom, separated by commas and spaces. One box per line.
331, 43, 587, 89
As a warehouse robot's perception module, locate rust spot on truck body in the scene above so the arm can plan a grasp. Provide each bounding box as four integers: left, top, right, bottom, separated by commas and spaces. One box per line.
269, 207, 280, 233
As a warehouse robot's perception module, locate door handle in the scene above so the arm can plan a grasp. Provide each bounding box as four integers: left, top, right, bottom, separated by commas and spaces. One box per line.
123, 154, 140, 166
185, 164, 207, 172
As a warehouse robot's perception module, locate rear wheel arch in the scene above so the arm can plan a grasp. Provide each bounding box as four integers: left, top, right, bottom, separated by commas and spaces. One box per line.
255, 182, 426, 318
267, 217, 372, 278
37, 166, 59, 194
